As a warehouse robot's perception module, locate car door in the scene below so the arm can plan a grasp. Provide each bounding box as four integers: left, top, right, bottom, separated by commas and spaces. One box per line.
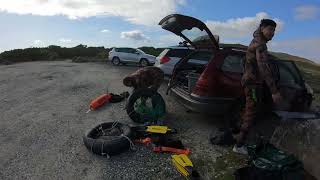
129, 48, 141, 63
160, 14, 220, 91
275, 60, 310, 111
159, 14, 219, 51
119, 48, 133, 62
167, 50, 214, 94
116, 48, 127, 61
218, 52, 245, 98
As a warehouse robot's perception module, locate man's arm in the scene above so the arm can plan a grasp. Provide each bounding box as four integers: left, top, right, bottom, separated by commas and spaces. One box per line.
256, 45, 279, 95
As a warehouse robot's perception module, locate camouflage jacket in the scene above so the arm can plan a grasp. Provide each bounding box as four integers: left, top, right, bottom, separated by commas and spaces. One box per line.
242, 28, 279, 94
123, 66, 164, 90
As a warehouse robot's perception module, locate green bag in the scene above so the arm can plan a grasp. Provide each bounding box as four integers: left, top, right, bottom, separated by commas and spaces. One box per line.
245, 139, 304, 180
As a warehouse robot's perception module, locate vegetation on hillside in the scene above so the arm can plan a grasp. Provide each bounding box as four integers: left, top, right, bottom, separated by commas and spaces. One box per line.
0, 45, 109, 64
137, 46, 165, 57
0, 45, 164, 64
295, 61, 320, 103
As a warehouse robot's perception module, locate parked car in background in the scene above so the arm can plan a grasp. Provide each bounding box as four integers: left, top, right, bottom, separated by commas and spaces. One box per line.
155, 46, 193, 76
109, 47, 156, 66
159, 14, 314, 115
155, 41, 219, 76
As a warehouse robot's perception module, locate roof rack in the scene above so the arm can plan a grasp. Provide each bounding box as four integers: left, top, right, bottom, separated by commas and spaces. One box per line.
220, 44, 248, 51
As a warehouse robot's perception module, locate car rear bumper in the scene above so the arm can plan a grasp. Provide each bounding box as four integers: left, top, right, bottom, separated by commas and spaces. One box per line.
170, 87, 236, 115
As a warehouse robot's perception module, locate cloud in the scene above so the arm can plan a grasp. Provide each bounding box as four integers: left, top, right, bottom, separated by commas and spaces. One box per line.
59, 38, 72, 43
101, 29, 110, 33
205, 12, 284, 41
294, 5, 319, 20
270, 37, 320, 63
121, 30, 150, 41
157, 34, 184, 46
32, 39, 44, 47
160, 34, 182, 42
0, 0, 186, 26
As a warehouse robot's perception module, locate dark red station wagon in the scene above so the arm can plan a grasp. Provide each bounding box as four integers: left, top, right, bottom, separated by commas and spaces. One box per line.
159, 14, 314, 115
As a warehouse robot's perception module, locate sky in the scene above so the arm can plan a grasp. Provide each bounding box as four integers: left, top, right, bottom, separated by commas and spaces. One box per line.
0, 0, 319, 63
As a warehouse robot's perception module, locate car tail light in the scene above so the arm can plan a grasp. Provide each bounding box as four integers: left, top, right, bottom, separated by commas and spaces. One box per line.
193, 76, 209, 95
160, 56, 170, 64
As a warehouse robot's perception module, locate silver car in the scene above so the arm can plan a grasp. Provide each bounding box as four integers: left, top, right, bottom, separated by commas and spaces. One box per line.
155, 46, 210, 76
109, 47, 156, 66
155, 46, 193, 75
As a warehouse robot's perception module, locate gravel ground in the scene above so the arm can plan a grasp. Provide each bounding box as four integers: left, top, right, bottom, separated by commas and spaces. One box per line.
0, 61, 240, 180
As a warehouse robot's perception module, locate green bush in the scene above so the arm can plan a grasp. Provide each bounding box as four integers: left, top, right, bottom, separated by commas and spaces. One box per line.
138, 46, 165, 56
0, 45, 109, 64
96, 51, 109, 59
0, 48, 59, 62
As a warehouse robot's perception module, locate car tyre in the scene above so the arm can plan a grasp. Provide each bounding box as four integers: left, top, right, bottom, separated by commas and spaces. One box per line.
139, 58, 149, 67
112, 57, 121, 66
83, 122, 132, 156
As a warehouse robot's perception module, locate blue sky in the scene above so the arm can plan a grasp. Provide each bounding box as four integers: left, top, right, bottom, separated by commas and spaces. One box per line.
0, 0, 319, 62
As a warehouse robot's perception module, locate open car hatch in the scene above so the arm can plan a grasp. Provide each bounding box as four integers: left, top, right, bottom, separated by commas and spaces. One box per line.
159, 14, 219, 51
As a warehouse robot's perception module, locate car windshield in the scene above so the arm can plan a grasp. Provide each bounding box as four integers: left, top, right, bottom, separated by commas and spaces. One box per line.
137, 49, 145, 54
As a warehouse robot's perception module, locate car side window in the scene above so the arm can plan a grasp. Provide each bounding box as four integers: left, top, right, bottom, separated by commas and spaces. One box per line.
167, 49, 191, 58
133, 49, 139, 54
277, 61, 301, 85
116, 48, 126, 53
126, 48, 133, 53
221, 55, 244, 73
158, 49, 170, 57
187, 51, 213, 65
123, 48, 131, 53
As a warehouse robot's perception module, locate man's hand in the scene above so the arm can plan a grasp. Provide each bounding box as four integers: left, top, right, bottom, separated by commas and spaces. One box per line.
272, 92, 290, 110
272, 92, 282, 104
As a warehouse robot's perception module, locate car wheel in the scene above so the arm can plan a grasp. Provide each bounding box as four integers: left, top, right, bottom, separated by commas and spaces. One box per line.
139, 59, 149, 67
126, 88, 166, 124
83, 122, 132, 156
112, 57, 121, 66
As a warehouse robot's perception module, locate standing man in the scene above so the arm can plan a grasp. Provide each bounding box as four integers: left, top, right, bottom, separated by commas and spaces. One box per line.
232, 19, 282, 154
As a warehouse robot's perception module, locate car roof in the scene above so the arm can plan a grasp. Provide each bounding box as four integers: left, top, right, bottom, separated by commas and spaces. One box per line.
165, 46, 194, 50
114, 47, 135, 49
223, 48, 296, 63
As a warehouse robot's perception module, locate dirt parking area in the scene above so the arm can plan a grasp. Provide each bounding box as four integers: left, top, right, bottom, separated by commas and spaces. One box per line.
1, 61, 317, 180
0, 61, 244, 180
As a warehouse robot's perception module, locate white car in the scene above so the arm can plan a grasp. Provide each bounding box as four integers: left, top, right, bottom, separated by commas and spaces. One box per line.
109, 47, 156, 66
155, 46, 212, 76
155, 46, 193, 75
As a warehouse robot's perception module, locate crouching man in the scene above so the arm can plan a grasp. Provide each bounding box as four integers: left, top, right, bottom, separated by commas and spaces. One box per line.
123, 66, 164, 91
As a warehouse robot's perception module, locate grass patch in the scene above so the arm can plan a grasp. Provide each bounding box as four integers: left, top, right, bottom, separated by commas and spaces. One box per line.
192, 149, 247, 180
211, 150, 247, 180
295, 61, 320, 103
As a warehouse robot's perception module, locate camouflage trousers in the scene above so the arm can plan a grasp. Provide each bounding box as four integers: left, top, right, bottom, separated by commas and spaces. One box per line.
237, 86, 264, 145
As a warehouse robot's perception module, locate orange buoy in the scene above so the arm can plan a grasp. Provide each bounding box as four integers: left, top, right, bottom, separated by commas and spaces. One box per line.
87, 94, 112, 113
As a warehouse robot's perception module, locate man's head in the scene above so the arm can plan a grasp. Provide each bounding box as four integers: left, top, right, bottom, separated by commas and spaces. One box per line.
123, 76, 136, 87
260, 19, 277, 41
